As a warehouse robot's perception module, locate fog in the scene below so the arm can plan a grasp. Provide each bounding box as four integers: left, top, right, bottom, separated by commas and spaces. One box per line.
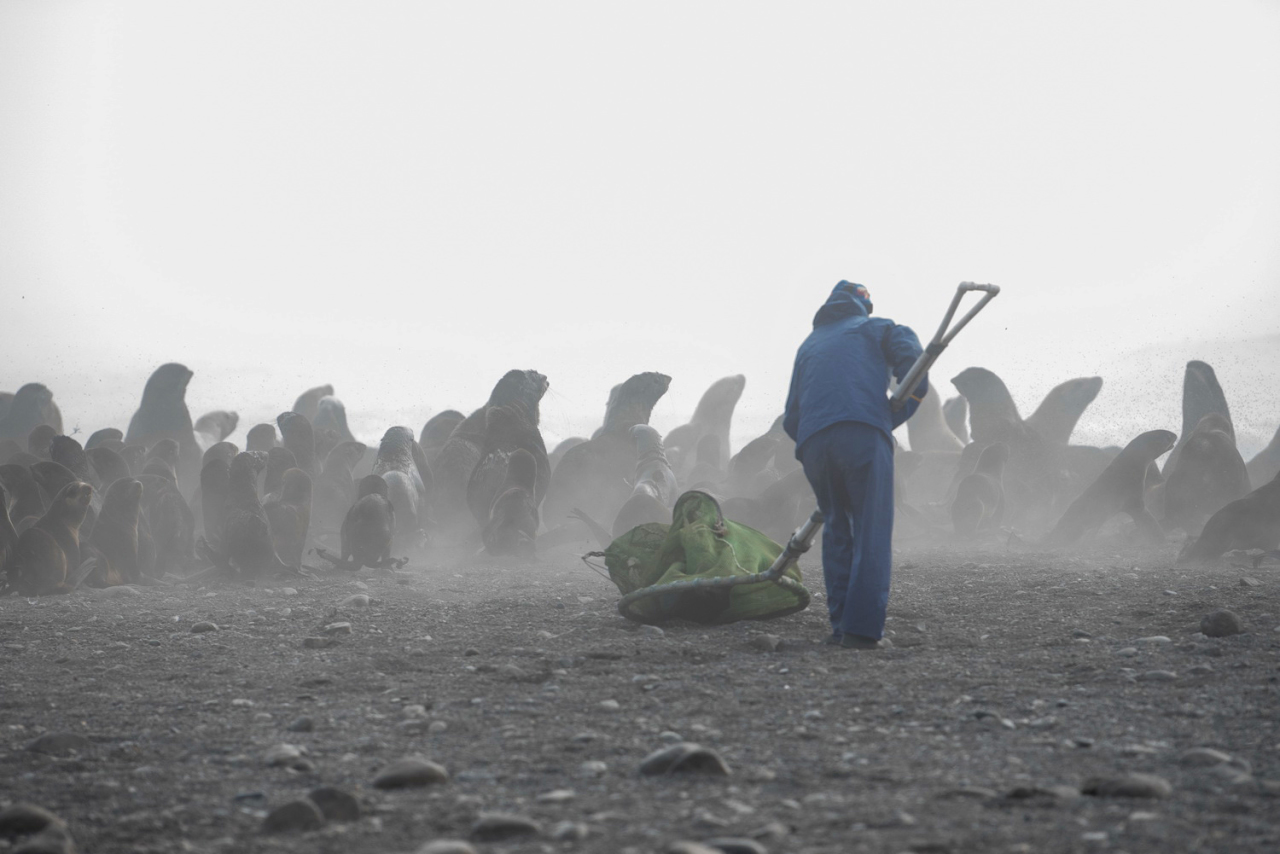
3, 1, 1279, 455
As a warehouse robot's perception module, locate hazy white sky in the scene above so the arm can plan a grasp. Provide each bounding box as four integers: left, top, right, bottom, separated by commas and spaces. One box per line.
3, 1, 1278, 453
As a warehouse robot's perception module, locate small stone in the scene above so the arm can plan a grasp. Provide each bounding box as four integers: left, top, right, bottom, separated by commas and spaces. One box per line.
1180, 747, 1233, 767
937, 786, 998, 800
307, 787, 360, 822
497, 663, 526, 680
26, 733, 91, 756
1239, 577, 1262, 587
428, 720, 448, 734
1082, 773, 1172, 799
263, 743, 304, 767
303, 637, 337, 649
323, 622, 352, 635
598, 699, 621, 712
638, 742, 731, 777
659, 730, 684, 743
416, 842, 477, 854
578, 760, 608, 777
1136, 636, 1171, 644
402, 704, 429, 718
373, 757, 449, 789
750, 634, 782, 652
10, 824, 75, 854
0, 803, 61, 836
1200, 610, 1243, 638
471, 812, 540, 841
341, 593, 371, 608
1136, 670, 1178, 682
286, 716, 315, 733
1116, 647, 1138, 657
190, 621, 219, 634
261, 798, 325, 833
639, 624, 666, 638
703, 838, 769, 854
1186, 663, 1214, 675
463, 647, 480, 656
668, 843, 722, 854
536, 788, 575, 803
550, 820, 589, 841
281, 587, 299, 596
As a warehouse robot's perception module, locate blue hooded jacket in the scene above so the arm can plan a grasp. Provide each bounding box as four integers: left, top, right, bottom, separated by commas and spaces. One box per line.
783, 283, 927, 453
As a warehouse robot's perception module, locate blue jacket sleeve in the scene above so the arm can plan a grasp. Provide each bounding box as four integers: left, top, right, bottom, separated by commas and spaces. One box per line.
890, 376, 929, 429
884, 324, 927, 429
782, 367, 801, 442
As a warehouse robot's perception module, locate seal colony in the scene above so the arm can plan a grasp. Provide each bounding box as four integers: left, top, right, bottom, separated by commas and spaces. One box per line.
2, 356, 1278, 595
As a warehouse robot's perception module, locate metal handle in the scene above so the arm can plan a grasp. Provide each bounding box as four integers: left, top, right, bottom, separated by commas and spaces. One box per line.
890, 282, 1001, 411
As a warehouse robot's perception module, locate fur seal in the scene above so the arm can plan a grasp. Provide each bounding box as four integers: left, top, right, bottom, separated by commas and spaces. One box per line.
0, 464, 45, 524
246, 423, 279, 452
6, 481, 93, 595
314, 396, 356, 444
202, 441, 239, 469
264, 447, 298, 498
88, 478, 145, 584
481, 448, 539, 557
372, 426, 429, 545
1178, 471, 1280, 564
126, 364, 202, 493
139, 472, 194, 575
0, 384, 62, 439
685, 434, 726, 488
277, 412, 315, 476
50, 436, 96, 487
292, 385, 334, 423
951, 442, 1008, 537
942, 396, 970, 445
200, 457, 230, 551
609, 425, 679, 537
194, 411, 239, 451
85, 428, 123, 450
119, 443, 147, 476
264, 468, 311, 569
1024, 376, 1103, 445
548, 437, 586, 471
466, 402, 551, 527
725, 424, 782, 497
664, 375, 746, 475
543, 372, 671, 527
210, 452, 291, 579
30, 460, 82, 509
420, 410, 465, 465
1165, 360, 1233, 474
333, 474, 398, 570
143, 439, 181, 484
1247, 425, 1280, 489
28, 425, 57, 459
0, 484, 17, 582
0, 439, 25, 465
1161, 413, 1251, 535
433, 370, 549, 538
1045, 429, 1176, 546
312, 440, 367, 534
907, 384, 965, 452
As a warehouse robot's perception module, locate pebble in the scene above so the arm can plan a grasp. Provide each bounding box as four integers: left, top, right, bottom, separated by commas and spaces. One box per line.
535, 788, 575, 803
10, 824, 75, 854
263, 743, 304, 767
659, 730, 684, 743
286, 716, 315, 733
96, 585, 141, 598
415, 842, 477, 854
1239, 577, 1261, 587
639, 624, 666, 638
471, 812, 541, 841
428, 720, 448, 734
190, 621, 219, 634
550, 820, 589, 841
1116, 647, 1138, 657
1082, 773, 1172, 799
598, 699, 621, 712
750, 634, 782, 652
26, 733, 91, 756
303, 637, 337, 649
1180, 747, 1232, 767
497, 663, 526, 680
1186, 663, 1214, 675
372, 757, 449, 789
1200, 610, 1243, 638
341, 593, 371, 608
463, 647, 480, 656
1136, 670, 1178, 682
638, 742, 731, 777
1136, 636, 1171, 644
260, 798, 325, 833
578, 760, 608, 777
667, 843, 722, 854
0, 803, 61, 835
703, 838, 769, 854
307, 786, 360, 822
1071, 629, 1092, 639
322, 622, 352, 636
281, 588, 298, 596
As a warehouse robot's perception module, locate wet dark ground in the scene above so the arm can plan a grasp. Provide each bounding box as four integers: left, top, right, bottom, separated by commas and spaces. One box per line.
1, 539, 1278, 854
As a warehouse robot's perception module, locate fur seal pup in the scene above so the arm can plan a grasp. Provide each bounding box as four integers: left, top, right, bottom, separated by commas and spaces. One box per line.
543, 371, 671, 527
1247, 425, 1280, 489
312, 441, 367, 534
943, 396, 970, 445
202, 441, 239, 469
194, 411, 239, 451
6, 481, 93, 595
482, 448, 539, 557
1161, 413, 1251, 535
30, 460, 82, 508
264, 468, 311, 569
907, 384, 965, 453
28, 424, 57, 459
126, 363, 202, 493
951, 442, 1008, 537
208, 452, 292, 579
663, 375, 746, 474
1178, 471, 1280, 564
1025, 376, 1103, 445
277, 412, 315, 476
420, 410, 465, 465
264, 447, 298, 498
85, 428, 123, 450
50, 436, 96, 487
88, 478, 145, 584
246, 423, 279, 452
292, 384, 334, 423
200, 457, 230, 550
324, 474, 399, 570
466, 403, 551, 527
1045, 429, 1176, 546
119, 443, 147, 476
0, 464, 45, 525
313, 396, 357, 444
433, 370, 549, 538
0, 384, 62, 439
143, 438, 181, 484
138, 472, 194, 575
373, 426, 429, 544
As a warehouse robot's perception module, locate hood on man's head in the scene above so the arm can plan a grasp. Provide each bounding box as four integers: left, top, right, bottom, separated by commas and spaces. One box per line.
812, 280, 874, 327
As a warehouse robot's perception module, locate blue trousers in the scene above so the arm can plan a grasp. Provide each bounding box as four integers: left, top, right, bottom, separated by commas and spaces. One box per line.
798, 420, 895, 640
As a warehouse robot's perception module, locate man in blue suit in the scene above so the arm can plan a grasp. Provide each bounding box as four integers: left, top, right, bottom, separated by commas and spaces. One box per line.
783, 281, 927, 650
